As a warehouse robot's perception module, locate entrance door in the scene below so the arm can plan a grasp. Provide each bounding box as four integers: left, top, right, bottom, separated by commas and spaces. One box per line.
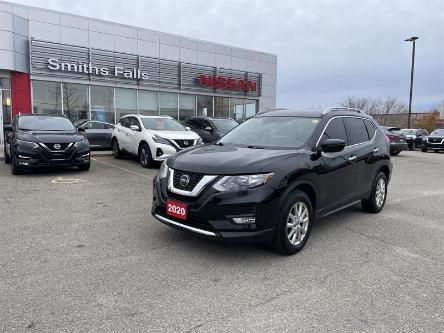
0, 90, 3, 146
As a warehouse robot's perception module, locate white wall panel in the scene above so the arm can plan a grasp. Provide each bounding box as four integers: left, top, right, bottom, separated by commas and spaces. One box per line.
60, 14, 88, 29
89, 31, 113, 50
89, 19, 113, 34
0, 30, 14, 50
180, 47, 198, 63
114, 24, 137, 38
160, 44, 179, 61
13, 15, 28, 36
61, 26, 88, 46
115, 35, 137, 53
29, 21, 60, 42
0, 49, 15, 70
138, 40, 159, 58
28, 8, 59, 24
0, 12, 14, 31
138, 28, 158, 42
198, 50, 215, 66
14, 34, 27, 54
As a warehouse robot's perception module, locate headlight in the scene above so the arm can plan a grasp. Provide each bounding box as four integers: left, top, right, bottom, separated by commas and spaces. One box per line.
212, 173, 274, 192
16, 139, 38, 148
152, 134, 171, 145
158, 160, 169, 179
197, 137, 203, 145
74, 139, 89, 148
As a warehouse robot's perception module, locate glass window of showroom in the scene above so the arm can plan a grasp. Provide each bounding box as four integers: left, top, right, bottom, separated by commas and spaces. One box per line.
31, 81, 258, 124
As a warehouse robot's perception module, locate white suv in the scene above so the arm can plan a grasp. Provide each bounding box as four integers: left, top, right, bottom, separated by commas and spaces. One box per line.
111, 115, 202, 167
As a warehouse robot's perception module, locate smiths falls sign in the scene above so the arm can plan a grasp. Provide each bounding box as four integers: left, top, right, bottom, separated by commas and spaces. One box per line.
47, 58, 149, 80
30, 40, 261, 96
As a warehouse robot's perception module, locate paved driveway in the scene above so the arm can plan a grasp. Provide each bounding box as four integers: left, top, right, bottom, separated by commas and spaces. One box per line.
0, 151, 443, 332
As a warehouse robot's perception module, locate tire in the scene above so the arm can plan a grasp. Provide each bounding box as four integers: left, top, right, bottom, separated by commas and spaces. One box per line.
409, 142, 415, 151
10, 150, 22, 175
4, 144, 10, 164
434, 150, 440, 153
112, 138, 122, 159
362, 171, 387, 213
272, 190, 314, 255
78, 163, 90, 171
138, 143, 153, 168
421, 148, 428, 152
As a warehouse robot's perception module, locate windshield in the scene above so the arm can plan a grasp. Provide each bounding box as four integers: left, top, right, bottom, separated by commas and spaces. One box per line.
18, 116, 75, 131
430, 129, 444, 136
401, 129, 416, 135
141, 117, 185, 131
212, 119, 238, 132
218, 116, 321, 148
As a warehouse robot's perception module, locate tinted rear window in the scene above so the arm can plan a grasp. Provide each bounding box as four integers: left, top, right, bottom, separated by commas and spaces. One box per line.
344, 118, 369, 145
364, 120, 376, 139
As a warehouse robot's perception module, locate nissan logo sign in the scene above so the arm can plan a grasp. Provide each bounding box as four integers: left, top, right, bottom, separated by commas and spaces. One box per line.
179, 174, 190, 187
53, 144, 61, 150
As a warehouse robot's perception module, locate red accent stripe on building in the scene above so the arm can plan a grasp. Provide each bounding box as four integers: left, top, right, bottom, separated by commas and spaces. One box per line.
11, 72, 32, 118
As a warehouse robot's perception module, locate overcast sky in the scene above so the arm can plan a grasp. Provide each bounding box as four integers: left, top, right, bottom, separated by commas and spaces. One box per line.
10, 0, 444, 111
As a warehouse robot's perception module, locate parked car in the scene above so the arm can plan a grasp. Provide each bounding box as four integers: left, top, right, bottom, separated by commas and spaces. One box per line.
74, 120, 114, 149
4, 114, 90, 175
381, 126, 408, 155
184, 117, 239, 143
152, 107, 392, 255
400, 128, 428, 150
111, 115, 202, 168
422, 129, 444, 152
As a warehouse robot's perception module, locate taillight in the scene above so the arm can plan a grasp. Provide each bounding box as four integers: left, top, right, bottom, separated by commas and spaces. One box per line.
384, 135, 391, 143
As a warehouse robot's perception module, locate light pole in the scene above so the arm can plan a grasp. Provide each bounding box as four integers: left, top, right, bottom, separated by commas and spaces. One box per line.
405, 36, 418, 128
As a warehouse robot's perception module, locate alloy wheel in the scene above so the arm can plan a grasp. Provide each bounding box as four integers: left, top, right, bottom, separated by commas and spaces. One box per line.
375, 178, 386, 208
140, 147, 148, 166
286, 201, 309, 246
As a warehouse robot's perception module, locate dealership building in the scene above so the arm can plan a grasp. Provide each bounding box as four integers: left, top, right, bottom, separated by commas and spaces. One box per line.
0, 0, 277, 142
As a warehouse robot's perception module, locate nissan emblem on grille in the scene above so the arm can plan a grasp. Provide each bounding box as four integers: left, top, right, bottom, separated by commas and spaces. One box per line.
53, 144, 61, 150
179, 174, 190, 187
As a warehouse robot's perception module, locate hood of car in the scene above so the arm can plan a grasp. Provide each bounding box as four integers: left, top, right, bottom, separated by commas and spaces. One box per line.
17, 131, 86, 143
149, 130, 199, 140
168, 144, 300, 175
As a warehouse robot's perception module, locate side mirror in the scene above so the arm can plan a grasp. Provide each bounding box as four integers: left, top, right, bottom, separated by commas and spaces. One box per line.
130, 125, 140, 131
185, 126, 191, 131
321, 139, 346, 153
3, 124, 13, 132
77, 127, 85, 132
204, 126, 213, 132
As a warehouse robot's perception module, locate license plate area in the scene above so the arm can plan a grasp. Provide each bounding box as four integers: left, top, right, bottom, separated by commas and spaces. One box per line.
166, 200, 187, 220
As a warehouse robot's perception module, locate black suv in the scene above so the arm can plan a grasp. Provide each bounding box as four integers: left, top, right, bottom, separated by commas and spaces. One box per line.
4, 114, 90, 175
422, 129, 444, 152
152, 108, 392, 254
184, 117, 239, 143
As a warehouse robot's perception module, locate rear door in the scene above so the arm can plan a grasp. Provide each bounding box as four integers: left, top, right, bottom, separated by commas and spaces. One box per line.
126, 116, 143, 154
317, 117, 358, 211
343, 117, 374, 198
117, 117, 131, 151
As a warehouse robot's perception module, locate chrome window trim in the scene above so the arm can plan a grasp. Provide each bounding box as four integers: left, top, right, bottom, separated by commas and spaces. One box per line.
315, 115, 377, 149
39, 142, 73, 153
154, 214, 216, 236
167, 168, 217, 197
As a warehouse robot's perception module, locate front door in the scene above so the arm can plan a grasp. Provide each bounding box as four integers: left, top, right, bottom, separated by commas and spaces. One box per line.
0, 90, 3, 146
317, 117, 358, 211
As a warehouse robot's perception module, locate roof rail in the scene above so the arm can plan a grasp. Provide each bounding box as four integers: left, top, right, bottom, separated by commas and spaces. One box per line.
322, 107, 364, 115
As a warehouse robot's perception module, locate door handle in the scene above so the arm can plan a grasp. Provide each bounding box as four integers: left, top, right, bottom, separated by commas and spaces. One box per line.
349, 155, 358, 162
373, 147, 379, 154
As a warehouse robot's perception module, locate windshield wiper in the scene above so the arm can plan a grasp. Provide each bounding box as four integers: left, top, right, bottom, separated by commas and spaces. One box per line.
247, 145, 264, 149
215, 142, 224, 146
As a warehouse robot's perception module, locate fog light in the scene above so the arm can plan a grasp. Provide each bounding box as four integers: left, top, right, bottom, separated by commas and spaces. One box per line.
232, 216, 255, 224
156, 148, 163, 157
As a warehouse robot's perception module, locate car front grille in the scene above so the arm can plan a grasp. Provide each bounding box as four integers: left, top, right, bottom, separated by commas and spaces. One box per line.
173, 170, 205, 192
429, 138, 442, 143
173, 139, 195, 149
41, 142, 71, 151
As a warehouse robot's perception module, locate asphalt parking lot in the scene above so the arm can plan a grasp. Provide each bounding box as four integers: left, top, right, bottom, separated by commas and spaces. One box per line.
0, 151, 443, 332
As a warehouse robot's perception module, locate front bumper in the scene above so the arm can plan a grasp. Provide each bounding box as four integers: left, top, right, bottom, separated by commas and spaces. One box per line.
423, 140, 444, 150
151, 174, 277, 243
13, 144, 90, 167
